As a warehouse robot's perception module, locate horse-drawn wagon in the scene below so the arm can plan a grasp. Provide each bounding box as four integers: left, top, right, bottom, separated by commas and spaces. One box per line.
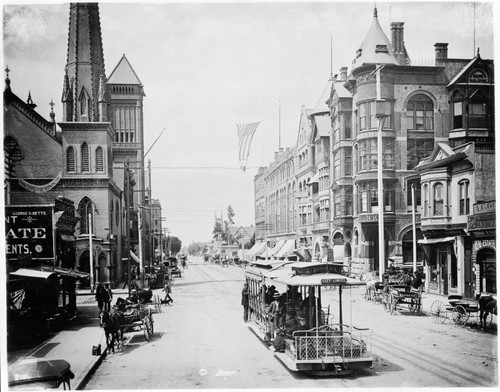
429, 294, 496, 329
387, 285, 422, 315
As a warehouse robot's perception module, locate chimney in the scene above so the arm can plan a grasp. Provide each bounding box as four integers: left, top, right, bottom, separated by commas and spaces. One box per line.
339, 67, 348, 81
391, 22, 404, 54
434, 43, 449, 62
274, 152, 279, 161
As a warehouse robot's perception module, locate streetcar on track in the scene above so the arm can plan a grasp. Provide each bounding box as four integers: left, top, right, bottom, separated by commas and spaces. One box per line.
245, 261, 373, 376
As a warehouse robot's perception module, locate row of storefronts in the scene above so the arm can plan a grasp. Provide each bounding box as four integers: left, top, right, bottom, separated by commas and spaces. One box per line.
252, 7, 496, 299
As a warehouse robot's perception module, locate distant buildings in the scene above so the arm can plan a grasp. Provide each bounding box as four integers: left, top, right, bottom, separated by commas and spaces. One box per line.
253, 7, 495, 299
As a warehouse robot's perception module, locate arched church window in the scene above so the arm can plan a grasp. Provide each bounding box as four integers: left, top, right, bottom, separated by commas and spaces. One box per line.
66, 146, 75, 172
78, 197, 94, 234
95, 146, 104, 172
81, 142, 89, 172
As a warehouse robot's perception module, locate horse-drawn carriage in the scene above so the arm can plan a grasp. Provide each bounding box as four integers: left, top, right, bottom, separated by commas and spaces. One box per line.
429, 294, 497, 329
164, 257, 181, 278
387, 285, 422, 315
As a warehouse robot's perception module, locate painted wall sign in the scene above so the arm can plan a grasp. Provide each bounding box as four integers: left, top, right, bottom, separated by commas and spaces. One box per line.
5, 205, 54, 261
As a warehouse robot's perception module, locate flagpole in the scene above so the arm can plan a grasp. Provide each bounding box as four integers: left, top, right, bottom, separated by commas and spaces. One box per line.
278, 101, 281, 150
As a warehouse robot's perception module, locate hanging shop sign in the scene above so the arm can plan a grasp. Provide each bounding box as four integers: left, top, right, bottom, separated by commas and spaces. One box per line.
5, 205, 54, 261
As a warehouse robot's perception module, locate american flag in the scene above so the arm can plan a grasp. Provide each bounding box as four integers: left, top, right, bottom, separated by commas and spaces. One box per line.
237, 122, 260, 171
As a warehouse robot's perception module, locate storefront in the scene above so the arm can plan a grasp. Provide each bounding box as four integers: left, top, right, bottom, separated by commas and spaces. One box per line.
468, 201, 496, 296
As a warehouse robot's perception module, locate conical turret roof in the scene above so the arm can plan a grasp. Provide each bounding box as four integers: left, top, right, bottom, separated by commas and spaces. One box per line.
352, 7, 397, 70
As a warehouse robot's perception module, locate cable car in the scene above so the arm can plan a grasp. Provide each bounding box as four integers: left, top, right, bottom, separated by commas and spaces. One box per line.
245, 261, 373, 376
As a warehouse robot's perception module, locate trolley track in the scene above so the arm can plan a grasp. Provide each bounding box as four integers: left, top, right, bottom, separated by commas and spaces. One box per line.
371, 334, 493, 387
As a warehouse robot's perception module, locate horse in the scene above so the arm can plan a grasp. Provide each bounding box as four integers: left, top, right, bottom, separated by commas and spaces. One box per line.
99, 310, 125, 353
478, 295, 497, 330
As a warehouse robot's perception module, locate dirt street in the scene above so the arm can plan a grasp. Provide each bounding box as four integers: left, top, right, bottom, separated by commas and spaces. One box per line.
85, 257, 498, 389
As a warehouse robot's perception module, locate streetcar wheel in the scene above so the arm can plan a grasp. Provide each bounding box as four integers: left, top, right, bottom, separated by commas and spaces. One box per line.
452, 305, 469, 326
430, 300, 446, 323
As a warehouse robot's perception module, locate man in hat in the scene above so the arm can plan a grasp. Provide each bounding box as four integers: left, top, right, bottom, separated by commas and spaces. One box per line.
268, 292, 281, 341
241, 282, 250, 322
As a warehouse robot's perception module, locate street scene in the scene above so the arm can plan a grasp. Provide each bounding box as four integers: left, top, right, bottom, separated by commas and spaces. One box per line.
2, 1, 498, 390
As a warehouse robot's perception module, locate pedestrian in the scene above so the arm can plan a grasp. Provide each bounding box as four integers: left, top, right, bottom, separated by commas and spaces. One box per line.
104, 284, 113, 312
241, 282, 249, 322
268, 292, 280, 341
95, 284, 105, 311
162, 275, 173, 305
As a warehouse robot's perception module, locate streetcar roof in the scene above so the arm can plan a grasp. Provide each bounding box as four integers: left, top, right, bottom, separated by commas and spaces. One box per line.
263, 261, 366, 287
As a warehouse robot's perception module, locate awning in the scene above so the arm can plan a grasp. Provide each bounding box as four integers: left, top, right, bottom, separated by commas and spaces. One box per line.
418, 237, 455, 245
10, 269, 57, 280
275, 239, 296, 258
307, 173, 319, 185
246, 242, 263, 257
255, 244, 270, 257
333, 245, 344, 262
130, 250, 141, 263
59, 234, 76, 242
267, 240, 286, 257
40, 267, 89, 279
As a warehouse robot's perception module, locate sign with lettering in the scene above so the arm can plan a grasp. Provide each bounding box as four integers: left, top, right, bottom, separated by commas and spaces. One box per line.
473, 201, 495, 215
473, 239, 496, 253
468, 214, 496, 231
321, 278, 347, 285
5, 205, 54, 261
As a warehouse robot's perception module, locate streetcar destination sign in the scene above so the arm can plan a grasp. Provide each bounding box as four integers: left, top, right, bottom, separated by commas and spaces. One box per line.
5, 205, 54, 261
321, 278, 347, 284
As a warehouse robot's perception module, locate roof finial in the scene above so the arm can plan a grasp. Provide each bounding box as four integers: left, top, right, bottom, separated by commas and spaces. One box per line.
477, 47, 480, 57
49, 99, 56, 122
330, 36, 333, 77
27, 91, 37, 109
374, 3, 378, 18
5, 65, 11, 91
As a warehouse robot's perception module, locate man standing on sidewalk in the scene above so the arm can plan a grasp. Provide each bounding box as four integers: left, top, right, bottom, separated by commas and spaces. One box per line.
104, 284, 113, 311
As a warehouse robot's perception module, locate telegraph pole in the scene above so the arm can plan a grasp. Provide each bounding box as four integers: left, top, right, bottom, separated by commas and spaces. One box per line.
124, 159, 131, 297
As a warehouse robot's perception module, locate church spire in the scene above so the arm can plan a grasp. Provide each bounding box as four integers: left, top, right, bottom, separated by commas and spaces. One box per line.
63, 2, 106, 122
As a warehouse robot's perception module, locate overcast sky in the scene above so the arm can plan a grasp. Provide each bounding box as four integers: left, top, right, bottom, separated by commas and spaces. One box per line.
3, 1, 495, 245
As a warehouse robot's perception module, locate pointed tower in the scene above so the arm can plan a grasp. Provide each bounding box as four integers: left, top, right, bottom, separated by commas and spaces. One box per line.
63, 3, 106, 122
107, 54, 146, 205
352, 6, 398, 70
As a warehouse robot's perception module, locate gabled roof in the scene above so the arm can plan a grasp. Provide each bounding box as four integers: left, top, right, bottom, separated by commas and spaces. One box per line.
313, 116, 331, 139
416, 142, 472, 171
295, 105, 313, 149
107, 54, 143, 85
352, 7, 398, 71
310, 76, 334, 116
447, 54, 491, 87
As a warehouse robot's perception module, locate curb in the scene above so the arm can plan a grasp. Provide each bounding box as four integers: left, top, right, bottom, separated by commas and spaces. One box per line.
75, 347, 108, 390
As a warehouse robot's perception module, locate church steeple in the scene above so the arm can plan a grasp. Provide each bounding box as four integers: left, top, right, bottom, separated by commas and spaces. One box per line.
63, 2, 106, 122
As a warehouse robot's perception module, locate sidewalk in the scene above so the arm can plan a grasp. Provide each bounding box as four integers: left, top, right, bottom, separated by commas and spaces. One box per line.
7, 289, 128, 390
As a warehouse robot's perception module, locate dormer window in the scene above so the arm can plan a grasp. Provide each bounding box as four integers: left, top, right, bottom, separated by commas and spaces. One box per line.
468, 69, 488, 83
375, 45, 388, 53
356, 49, 362, 58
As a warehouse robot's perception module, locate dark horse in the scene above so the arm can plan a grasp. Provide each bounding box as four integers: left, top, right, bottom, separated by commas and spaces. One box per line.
478, 295, 497, 330
99, 310, 125, 353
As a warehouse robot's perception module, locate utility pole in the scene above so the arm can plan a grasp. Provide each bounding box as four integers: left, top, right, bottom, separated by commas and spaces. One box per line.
375, 64, 388, 281
89, 211, 94, 293
148, 159, 153, 270
124, 159, 131, 298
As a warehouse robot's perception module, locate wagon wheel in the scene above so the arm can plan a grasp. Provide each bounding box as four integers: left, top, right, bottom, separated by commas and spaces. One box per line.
390, 294, 397, 315
429, 300, 446, 323
452, 305, 469, 326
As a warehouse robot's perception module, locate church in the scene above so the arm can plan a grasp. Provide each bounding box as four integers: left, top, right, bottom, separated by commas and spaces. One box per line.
4, 3, 147, 288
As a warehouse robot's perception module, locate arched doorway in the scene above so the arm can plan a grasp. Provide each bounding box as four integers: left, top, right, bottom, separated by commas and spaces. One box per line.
477, 248, 496, 294
79, 250, 90, 288
402, 228, 423, 264
98, 253, 107, 284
